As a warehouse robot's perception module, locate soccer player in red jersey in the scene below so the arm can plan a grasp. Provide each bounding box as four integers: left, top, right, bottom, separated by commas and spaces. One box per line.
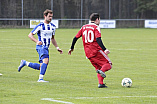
68, 13, 112, 88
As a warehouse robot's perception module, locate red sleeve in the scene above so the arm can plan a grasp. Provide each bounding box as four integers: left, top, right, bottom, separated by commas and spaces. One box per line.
75, 28, 82, 38
95, 26, 101, 38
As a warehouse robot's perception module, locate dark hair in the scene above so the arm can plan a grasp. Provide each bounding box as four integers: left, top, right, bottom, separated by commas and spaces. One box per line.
43, 9, 53, 16
90, 13, 100, 21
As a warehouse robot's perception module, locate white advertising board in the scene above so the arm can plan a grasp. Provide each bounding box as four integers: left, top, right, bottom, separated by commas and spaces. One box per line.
30, 20, 59, 28
99, 20, 116, 28
89, 20, 116, 28
145, 20, 157, 28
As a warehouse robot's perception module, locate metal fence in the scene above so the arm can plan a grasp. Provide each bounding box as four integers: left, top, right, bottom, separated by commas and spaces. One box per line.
0, 19, 145, 28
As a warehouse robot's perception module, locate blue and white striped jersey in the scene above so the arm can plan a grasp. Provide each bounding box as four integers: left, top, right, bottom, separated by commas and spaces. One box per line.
31, 22, 56, 48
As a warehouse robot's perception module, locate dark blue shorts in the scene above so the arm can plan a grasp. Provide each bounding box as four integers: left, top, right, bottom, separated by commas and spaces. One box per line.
36, 47, 49, 63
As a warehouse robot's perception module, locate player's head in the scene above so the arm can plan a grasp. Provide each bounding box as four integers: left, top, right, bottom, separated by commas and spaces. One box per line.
90, 13, 100, 25
43, 9, 53, 23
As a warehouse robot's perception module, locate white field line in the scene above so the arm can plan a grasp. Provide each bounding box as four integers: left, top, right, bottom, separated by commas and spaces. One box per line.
41, 96, 157, 103
41, 98, 74, 104
68, 96, 157, 99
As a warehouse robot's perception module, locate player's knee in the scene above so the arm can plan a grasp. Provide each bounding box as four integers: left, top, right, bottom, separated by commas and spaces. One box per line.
43, 57, 49, 64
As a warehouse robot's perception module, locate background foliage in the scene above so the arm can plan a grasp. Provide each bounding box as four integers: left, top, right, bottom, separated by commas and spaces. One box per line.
1, 0, 157, 19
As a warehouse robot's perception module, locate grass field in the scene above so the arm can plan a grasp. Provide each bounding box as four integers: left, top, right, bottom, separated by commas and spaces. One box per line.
0, 28, 157, 104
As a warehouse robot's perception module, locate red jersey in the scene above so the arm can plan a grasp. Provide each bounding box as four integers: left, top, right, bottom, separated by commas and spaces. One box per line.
75, 23, 102, 58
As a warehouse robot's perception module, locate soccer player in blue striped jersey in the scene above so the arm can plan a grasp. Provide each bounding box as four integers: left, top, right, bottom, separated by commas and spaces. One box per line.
18, 9, 63, 82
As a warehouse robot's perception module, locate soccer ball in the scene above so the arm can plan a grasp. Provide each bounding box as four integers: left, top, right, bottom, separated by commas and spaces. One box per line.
121, 78, 132, 87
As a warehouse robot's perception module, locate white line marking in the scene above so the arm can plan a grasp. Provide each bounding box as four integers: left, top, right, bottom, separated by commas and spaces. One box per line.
41, 96, 157, 103
68, 96, 157, 99
41, 98, 74, 104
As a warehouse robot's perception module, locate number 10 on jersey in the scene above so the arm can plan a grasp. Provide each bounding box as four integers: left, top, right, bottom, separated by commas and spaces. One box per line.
83, 30, 94, 43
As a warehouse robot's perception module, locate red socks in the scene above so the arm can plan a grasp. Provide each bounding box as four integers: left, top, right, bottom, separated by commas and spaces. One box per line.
97, 63, 112, 84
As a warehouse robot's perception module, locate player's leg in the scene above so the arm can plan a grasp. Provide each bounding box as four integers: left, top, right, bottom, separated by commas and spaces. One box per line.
100, 63, 112, 73
37, 47, 49, 82
96, 67, 107, 88
89, 58, 107, 88
27, 62, 40, 70
95, 67, 108, 88
98, 50, 112, 72
97, 73, 107, 88
97, 51, 112, 88
97, 72, 104, 84
38, 58, 49, 82
18, 60, 26, 72
90, 52, 107, 78
89, 51, 112, 88
97, 63, 111, 88
96, 63, 111, 87
18, 49, 42, 72
96, 69, 106, 78
18, 60, 40, 72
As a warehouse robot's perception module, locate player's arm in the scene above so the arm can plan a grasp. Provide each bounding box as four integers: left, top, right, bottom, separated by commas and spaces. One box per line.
68, 36, 78, 55
51, 35, 63, 54
28, 32, 42, 45
96, 37, 110, 54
